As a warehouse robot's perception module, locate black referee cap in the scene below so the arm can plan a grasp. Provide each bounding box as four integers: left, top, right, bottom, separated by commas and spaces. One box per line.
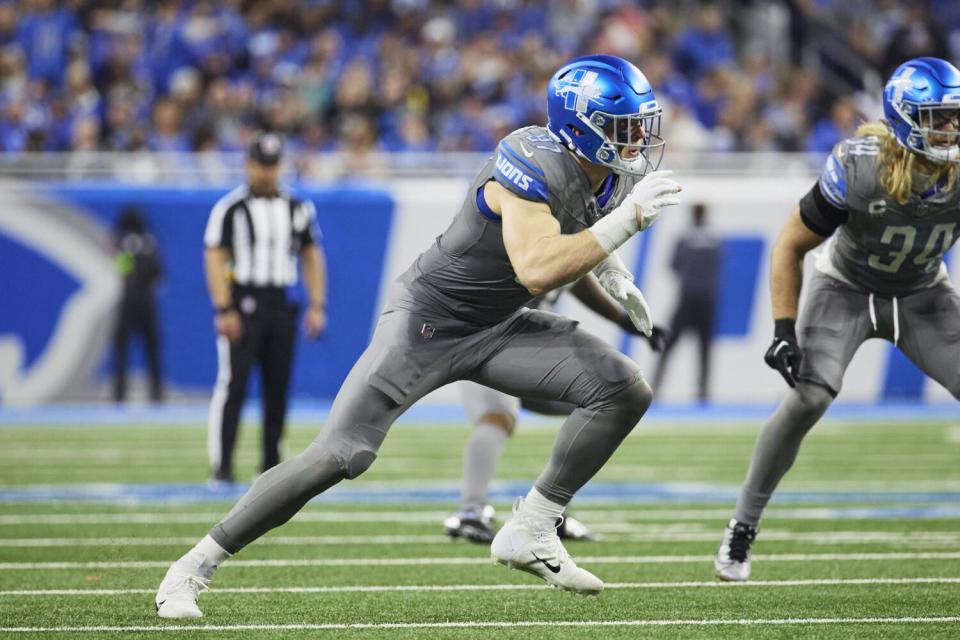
247, 131, 284, 166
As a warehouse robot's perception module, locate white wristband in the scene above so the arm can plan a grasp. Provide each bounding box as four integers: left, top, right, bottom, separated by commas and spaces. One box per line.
588, 201, 639, 254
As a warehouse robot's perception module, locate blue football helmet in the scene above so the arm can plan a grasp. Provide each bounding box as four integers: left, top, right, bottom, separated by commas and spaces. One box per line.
884, 57, 960, 164
547, 54, 664, 176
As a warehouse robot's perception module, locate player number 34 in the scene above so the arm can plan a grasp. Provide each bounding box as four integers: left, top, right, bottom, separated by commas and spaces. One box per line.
868, 223, 958, 273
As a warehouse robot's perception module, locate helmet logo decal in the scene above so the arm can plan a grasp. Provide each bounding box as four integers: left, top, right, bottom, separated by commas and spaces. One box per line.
889, 66, 918, 104
556, 69, 603, 113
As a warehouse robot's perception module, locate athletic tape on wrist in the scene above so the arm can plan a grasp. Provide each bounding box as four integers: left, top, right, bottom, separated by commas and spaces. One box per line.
589, 204, 639, 254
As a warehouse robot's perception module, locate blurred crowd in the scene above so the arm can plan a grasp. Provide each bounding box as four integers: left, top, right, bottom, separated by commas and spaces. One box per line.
1, 0, 959, 176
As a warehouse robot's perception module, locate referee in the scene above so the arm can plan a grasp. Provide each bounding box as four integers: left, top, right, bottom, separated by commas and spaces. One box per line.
203, 131, 327, 484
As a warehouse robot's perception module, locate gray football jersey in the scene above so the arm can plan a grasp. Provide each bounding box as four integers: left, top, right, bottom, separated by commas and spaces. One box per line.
816, 135, 960, 295
398, 125, 638, 326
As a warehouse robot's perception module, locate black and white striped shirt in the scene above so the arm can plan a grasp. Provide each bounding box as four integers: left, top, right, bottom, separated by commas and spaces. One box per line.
203, 186, 320, 287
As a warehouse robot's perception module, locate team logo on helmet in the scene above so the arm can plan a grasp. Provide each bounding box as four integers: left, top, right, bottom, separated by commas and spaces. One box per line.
555, 69, 604, 113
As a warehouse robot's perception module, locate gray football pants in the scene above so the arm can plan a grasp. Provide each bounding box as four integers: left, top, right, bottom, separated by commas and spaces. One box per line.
735, 272, 960, 526
210, 305, 651, 553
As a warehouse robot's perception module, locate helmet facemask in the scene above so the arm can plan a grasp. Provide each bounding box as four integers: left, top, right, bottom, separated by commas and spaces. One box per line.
911, 102, 960, 164
892, 97, 960, 164
578, 104, 665, 176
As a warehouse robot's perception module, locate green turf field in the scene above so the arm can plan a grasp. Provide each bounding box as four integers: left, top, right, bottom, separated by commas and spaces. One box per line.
1, 418, 959, 638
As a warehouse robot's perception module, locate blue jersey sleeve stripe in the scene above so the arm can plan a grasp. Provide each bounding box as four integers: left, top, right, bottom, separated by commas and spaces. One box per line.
498, 142, 546, 178
818, 174, 847, 209
818, 150, 848, 209
493, 151, 549, 201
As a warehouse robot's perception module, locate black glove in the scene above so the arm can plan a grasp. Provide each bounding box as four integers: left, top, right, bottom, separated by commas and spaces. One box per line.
619, 314, 670, 352
764, 319, 803, 388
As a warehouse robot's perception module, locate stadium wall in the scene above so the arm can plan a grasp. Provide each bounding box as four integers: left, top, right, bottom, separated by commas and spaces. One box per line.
1, 177, 955, 407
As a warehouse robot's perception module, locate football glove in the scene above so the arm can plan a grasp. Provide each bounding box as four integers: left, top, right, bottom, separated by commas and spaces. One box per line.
598, 269, 653, 337
589, 170, 682, 253
764, 319, 803, 388
619, 322, 669, 352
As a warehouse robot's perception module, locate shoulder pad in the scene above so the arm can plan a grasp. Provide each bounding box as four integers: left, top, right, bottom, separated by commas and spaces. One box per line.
493, 137, 550, 202
818, 142, 851, 209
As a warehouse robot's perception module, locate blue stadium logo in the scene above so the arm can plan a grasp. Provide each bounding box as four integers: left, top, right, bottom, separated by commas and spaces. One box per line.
0, 191, 119, 406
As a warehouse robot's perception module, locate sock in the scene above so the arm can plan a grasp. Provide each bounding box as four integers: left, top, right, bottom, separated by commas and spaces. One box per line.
520, 487, 565, 527
460, 422, 509, 514
184, 535, 231, 577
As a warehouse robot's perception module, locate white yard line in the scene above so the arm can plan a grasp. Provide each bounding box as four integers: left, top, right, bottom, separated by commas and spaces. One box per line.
2, 505, 956, 527
2, 616, 959, 632
3, 577, 960, 597
0, 511, 450, 525
0, 535, 449, 547
4, 551, 960, 570
2, 530, 960, 547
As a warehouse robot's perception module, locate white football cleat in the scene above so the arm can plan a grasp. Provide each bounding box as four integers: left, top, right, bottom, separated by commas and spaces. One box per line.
714, 518, 758, 582
491, 499, 603, 595
155, 553, 212, 619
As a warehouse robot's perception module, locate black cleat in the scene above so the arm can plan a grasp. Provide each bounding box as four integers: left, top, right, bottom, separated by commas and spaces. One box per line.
715, 518, 758, 582
207, 469, 235, 489
444, 509, 497, 544
557, 513, 596, 541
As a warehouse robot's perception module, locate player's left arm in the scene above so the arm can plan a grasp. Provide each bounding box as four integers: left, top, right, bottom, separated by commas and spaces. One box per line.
570, 275, 625, 323
570, 275, 668, 347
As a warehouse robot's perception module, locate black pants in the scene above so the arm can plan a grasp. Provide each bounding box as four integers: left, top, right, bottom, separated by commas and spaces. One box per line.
113, 294, 163, 403
653, 293, 715, 402
209, 287, 298, 477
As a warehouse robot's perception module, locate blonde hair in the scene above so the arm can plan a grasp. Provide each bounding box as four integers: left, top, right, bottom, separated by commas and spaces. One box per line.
853, 121, 957, 204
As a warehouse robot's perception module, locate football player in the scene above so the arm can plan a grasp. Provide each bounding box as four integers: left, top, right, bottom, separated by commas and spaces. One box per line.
156, 54, 681, 617
447, 278, 668, 544
715, 57, 960, 582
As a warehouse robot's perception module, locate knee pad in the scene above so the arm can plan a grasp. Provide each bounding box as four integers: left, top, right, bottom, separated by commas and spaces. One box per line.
343, 448, 377, 479
617, 377, 653, 415
300, 439, 378, 482
602, 377, 653, 434
793, 382, 833, 417
325, 438, 378, 480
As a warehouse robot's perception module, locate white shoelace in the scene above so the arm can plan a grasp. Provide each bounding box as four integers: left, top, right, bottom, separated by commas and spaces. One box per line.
170, 573, 211, 599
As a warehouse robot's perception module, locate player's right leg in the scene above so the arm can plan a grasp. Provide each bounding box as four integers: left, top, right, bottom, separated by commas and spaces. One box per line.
474, 310, 652, 594
714, 382, 833, 581
716, 273, 872, 582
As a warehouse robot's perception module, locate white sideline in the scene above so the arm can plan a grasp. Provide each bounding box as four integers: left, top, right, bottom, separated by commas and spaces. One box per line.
3, 577, 960, 596
4, 551, 960, 570
2, 616, 959, 632
3, 530, 960, 547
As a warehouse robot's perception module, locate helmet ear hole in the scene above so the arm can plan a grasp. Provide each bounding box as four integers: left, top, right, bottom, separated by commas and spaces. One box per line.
565, 124, 583, 137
